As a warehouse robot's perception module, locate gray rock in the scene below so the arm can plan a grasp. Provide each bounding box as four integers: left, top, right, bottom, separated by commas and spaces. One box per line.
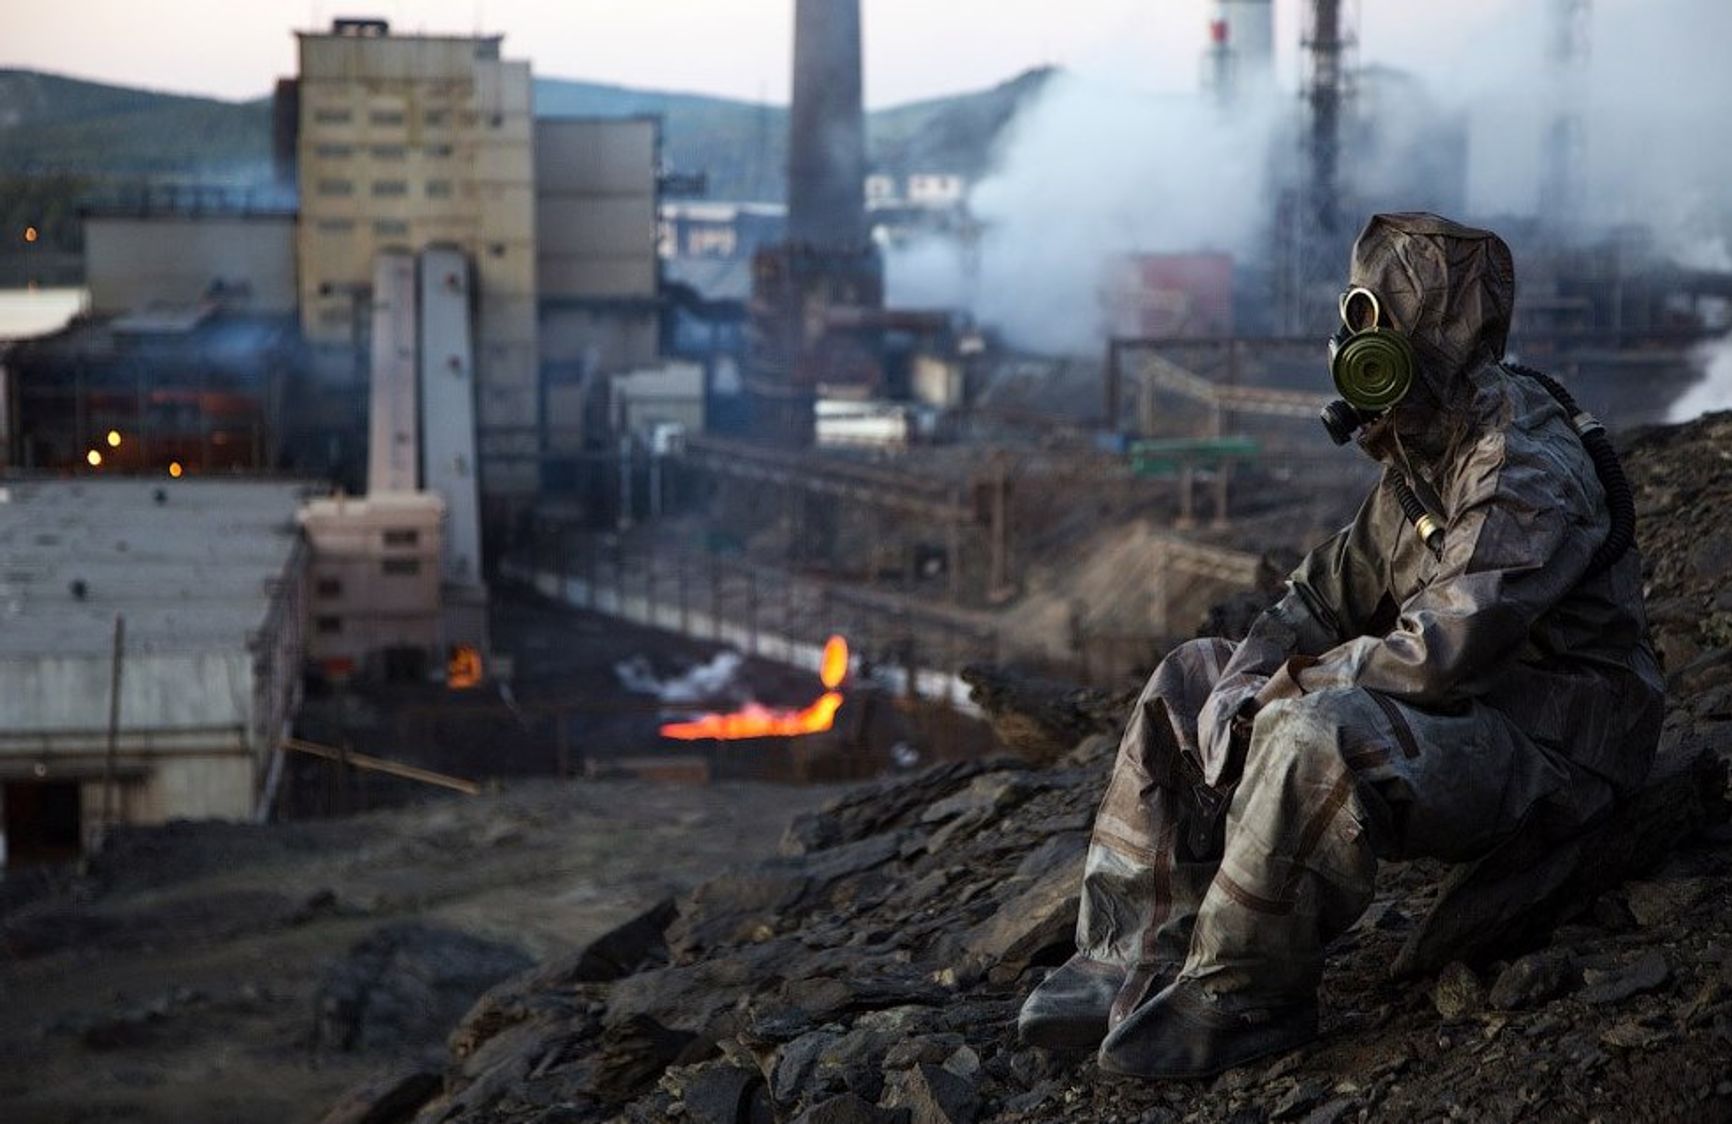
1600, 1020, 1671, 1049
1577, 950, 1670, 1005
1623, 878, 1714, 927
1431, 961, 1485, 1020
1271, 1079, 1331, 1120
960, 861, 1081, 983
316, 1065, 442, 1124
793, 1092, 904, 1124
1489, 952, 1576, 1011
313, 922, 533, 1054
920, 772, 1037, 825
670, 1062, 763, 1124
941, 1044, 981, 1081
1300, 1098, 1359, 1124
772, 1029, 843, 1105
882, 1062, 978, 1124
882, 1034, 967, 1071
670, 835, 903, 954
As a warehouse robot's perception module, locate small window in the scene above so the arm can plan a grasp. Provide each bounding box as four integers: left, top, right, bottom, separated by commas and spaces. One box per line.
381, 558, 421, 576
316, 178, 354, 196
316, 577, 342, 598
425, 180, 452, 199
313, 108, 352, 124
489, 243, 506, 257
382, 528, 419, 547
372, 180, 408, 197
316, 218, 355, 233
370, 144, 407, 160
424, 110, 450, 127
369, 110, 406, 127
374, 218, 409, 237
314, 142, 353, 159
426, 143, 455, 158
316, 615, 342, 634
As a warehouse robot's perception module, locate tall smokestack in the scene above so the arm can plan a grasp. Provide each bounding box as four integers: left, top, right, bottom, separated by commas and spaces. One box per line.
787, 0, 868, 249
1206, 0, 1275, 101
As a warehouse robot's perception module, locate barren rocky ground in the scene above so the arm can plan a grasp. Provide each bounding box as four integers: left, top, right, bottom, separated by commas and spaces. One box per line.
356, 413, 1732, 1124
0, 779, 836, 1124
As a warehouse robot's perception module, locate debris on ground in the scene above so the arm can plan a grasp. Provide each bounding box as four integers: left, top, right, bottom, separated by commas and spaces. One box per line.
360, 414, 1732, 1124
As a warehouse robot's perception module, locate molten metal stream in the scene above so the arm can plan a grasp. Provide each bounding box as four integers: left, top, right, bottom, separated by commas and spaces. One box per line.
660, 636, 849, 741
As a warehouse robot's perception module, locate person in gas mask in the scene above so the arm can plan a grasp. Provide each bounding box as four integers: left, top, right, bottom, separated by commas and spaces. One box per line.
1017, 213, 1664, 1078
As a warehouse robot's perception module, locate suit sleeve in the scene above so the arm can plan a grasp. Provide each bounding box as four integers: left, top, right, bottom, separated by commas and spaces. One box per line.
1217, 474, 1404, 685
1194, 476, 1404, 785
1296, 437, 1601, 704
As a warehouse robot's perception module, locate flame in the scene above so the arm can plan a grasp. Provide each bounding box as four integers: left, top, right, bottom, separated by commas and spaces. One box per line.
660, 635, 849, 742
819, 634, 848, 690
448, 645, 483, 689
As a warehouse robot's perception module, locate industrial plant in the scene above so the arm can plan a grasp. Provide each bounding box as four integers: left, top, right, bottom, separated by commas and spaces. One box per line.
2, 1, 1732, 1119
2, 0, 1729, 853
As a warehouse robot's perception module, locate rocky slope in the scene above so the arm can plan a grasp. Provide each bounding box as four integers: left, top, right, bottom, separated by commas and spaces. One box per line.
354, 414, 1732, 1124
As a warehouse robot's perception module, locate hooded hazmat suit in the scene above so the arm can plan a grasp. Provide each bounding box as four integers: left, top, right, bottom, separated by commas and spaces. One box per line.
1024, 214, 1666, 1068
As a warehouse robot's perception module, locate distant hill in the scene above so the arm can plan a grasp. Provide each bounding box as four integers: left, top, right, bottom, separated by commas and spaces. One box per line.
534, 67, 1054, 200
0, 70, 272, 181
0, 65, 1055, 199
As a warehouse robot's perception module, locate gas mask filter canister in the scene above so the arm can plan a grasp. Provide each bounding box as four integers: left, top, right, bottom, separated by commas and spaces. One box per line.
1320, 287, 1418, 445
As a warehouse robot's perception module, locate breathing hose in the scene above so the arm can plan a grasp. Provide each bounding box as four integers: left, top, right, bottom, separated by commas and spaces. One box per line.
1385, 363, 1636, 578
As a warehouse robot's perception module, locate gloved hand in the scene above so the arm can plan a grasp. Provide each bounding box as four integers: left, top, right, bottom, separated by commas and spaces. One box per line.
1196, 678, 1265, 788
1254, 655, 1320, 709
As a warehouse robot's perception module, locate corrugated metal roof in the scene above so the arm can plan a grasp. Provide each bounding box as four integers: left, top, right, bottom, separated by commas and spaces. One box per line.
0, 478, 312, 659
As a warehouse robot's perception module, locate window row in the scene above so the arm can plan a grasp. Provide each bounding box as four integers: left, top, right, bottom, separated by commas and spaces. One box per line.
314, 217, 412, 237
313, 180, 456, 198
307, 108, 504, 128
312, 142, 457, 160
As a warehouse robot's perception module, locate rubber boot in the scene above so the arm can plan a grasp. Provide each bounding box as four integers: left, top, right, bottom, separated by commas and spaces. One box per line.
1096, 978, 1318, 1080
1016, 954, 1125, 1050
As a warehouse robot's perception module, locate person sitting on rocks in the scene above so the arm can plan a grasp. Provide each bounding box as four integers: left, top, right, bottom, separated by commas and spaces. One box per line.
1018, 213, 1665, 1079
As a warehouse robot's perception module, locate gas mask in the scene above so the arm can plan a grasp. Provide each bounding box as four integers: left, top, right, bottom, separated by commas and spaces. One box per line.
1319, 286, 1419, 446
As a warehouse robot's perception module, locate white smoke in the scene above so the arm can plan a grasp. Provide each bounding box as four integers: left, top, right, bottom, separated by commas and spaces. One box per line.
885, 0, 1732, 361
614, 651, 744, 703
1668, 336, 1732, 423
888, 71, 1286, 354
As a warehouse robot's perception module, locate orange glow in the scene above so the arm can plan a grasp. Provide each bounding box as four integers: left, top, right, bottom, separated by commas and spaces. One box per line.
819, 634, 848, 689
86, 449, 102, 467
448, 645, 483, 689
661, 635, 851, 742
168, 461, 184, 478
23, 226, 38, 243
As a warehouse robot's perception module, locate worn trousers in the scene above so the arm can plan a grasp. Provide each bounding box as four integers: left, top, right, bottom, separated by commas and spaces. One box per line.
1075, 637, 1613, 1008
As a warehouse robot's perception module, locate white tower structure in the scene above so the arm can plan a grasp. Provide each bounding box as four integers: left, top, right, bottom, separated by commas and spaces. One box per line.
366, 250, 419, 493
418, 246, 484, 589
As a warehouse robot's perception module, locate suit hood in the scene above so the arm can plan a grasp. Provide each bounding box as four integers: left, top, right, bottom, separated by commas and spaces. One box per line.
1347, 213, 1515, 403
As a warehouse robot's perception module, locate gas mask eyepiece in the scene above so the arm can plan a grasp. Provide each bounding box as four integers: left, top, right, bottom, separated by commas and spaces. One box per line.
1321, 286, 1418, 442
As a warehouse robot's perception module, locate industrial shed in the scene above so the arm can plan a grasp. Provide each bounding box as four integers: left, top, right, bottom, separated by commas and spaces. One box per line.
0, 478, 310, 865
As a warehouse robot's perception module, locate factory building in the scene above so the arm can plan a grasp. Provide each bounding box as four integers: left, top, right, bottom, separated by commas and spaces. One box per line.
291, 18, 540, 503
0, 480, 310, 863
82, 189, 298, 317
536, 116, 664, 460
297, 491, 445, 679
1, 303, 303, 476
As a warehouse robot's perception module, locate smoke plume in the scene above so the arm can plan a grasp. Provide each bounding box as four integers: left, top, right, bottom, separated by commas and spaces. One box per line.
886, 0, 1732, 371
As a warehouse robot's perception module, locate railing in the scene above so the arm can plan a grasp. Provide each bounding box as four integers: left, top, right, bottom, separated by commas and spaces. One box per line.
504, 534, 1000, 711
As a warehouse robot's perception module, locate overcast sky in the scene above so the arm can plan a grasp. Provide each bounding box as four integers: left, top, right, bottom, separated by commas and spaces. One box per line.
2, 0, 1514, 106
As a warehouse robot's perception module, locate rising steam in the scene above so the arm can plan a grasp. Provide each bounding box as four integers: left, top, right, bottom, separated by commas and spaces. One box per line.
885, 0, 1732, 383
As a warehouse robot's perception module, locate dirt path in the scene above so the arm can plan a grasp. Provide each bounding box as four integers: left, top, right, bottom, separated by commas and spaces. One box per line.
0, 777, 837, 1124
